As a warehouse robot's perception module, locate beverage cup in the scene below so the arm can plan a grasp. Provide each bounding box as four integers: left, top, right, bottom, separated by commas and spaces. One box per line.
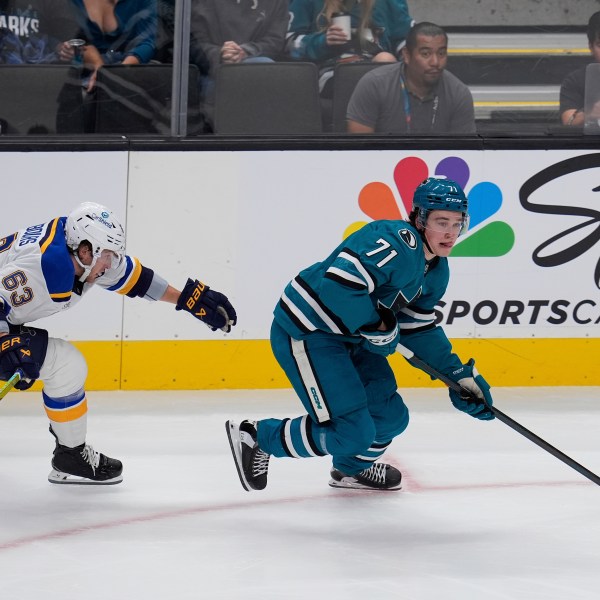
331, 13, 351, 40
67, 38, 86, 63
67, 38, 86, 50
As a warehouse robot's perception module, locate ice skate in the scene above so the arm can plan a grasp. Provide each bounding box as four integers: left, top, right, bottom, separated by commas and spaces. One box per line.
48, 437, 123, 485
329, 462, 402, 491
226, 420, 270, 491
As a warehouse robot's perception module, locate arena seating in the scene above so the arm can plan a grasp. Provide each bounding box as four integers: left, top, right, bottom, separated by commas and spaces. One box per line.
446, 29, 591, 133
0, 27, 591, 137
0, 65, 84, 135
214, 62, 322, 134
330, 62, 386, 133
93, 64, 204, 135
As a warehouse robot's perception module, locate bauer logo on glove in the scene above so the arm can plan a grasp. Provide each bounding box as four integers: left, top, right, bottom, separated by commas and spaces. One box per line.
0, 334, 41, 389
175, 278, 238, 333
184, 280, 208, 316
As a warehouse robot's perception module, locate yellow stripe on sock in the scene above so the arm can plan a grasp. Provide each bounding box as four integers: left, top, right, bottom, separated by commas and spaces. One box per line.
45, 398, 88, 423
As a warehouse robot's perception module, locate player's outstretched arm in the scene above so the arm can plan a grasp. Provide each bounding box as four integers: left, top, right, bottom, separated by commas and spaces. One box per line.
171, 278, 237, 333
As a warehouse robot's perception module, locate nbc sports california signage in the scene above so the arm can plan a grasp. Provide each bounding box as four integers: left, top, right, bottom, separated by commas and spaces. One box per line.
343, 152, 600, 339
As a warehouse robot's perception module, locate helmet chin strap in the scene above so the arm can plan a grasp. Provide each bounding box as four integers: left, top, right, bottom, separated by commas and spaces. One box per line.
415, 210, 437, 257
419, 228, 436, 256
72, 251, 97, 282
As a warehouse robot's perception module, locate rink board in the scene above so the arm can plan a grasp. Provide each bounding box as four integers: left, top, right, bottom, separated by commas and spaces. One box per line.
1, 149, 599, 389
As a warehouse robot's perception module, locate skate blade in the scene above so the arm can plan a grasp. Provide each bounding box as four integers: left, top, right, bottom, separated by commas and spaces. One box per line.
328, 478, 402, 491
225, 420, 251, 492
48, 469, 123, 485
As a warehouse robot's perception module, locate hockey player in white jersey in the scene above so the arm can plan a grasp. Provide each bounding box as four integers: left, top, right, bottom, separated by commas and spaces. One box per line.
0, 202, 237, 485
227, 177, 493, 492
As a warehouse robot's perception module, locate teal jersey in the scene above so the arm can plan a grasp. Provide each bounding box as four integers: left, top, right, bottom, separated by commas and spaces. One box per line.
274, 220, 448, 339
288, 0, 412, 62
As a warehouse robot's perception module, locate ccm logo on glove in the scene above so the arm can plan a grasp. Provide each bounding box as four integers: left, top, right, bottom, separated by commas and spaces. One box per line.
358, 307, 400, 356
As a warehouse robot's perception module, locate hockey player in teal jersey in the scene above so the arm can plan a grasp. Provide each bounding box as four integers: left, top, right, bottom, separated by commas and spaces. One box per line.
0, 202, 236, 485
227, 176, 494, 491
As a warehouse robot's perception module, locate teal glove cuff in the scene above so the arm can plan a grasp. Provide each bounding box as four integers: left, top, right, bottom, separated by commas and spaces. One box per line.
449, 359, 495, 420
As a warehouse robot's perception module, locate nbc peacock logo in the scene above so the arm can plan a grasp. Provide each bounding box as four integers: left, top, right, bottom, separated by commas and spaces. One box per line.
345, 156, 515, 257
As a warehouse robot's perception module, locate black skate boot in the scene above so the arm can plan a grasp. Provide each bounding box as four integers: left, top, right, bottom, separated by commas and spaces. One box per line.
329, 462, 402, 491
226, 420, 270, 491
48, 428, 123, 485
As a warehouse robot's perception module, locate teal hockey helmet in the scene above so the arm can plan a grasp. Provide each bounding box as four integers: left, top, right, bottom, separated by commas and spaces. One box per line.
412, 176, 469, 235
413, 176, 468, 213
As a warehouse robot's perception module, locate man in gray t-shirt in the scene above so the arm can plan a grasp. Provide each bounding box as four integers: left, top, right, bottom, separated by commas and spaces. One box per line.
347, 22, 475, 135
559, 11, 600, 127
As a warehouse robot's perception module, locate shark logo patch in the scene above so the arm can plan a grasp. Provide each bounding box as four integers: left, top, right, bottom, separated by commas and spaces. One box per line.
398, 228, 417, 250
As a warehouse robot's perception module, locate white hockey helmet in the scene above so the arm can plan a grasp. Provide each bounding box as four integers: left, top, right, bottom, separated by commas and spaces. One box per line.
65, 202, 126, 258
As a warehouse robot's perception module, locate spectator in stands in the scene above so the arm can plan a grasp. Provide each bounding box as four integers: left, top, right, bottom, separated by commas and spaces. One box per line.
69, 0, 157, 90
189, 0, 289, 129
287, 0, 412, 97
560, 11, 600, 127
154, 0, 174, 64
190, 0, 288, 73
346, 21, 475, 134
0, 0, 79, 64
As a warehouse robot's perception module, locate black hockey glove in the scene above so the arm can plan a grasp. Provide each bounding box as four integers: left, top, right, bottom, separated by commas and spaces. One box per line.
0, 334, 40, 390
175, 278, 237, 333
449, 359, 495, 421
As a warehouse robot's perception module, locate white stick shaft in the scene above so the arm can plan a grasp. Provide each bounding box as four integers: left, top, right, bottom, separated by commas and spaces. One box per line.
395, 343, 415, 360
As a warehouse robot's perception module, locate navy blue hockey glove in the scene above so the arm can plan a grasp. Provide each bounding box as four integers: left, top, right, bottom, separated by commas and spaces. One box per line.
0, 334, 40, 390
358, 307, 400, 357
0, 296, 10, 335
175, 278, 237, 333
449, 359, 495, 420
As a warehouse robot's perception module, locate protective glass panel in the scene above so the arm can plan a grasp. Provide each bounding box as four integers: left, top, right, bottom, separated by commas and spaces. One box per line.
584, 62, 600, 134
0, 2, 596, 138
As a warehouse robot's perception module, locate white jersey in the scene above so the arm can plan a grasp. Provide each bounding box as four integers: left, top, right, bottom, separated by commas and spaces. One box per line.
0, 217, 145, 325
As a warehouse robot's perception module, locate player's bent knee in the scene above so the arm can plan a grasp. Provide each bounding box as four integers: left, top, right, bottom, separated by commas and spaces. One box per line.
390, 399, 410, 437
40, 338, 88, 397
333, 409, 377, 456
378, 393, 410, 440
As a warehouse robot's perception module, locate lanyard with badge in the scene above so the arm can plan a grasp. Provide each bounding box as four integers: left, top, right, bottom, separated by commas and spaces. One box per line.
399, 71, 439, 133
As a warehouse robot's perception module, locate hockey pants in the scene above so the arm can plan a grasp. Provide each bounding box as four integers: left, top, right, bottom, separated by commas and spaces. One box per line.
257, 321, 409, 475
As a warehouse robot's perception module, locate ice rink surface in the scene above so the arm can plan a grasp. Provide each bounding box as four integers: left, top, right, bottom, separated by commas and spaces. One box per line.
0, 386, 598, 600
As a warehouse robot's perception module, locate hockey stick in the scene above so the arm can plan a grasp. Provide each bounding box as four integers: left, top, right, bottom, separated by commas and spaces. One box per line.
0, 370, 23, 401
396, 343, 600, 487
